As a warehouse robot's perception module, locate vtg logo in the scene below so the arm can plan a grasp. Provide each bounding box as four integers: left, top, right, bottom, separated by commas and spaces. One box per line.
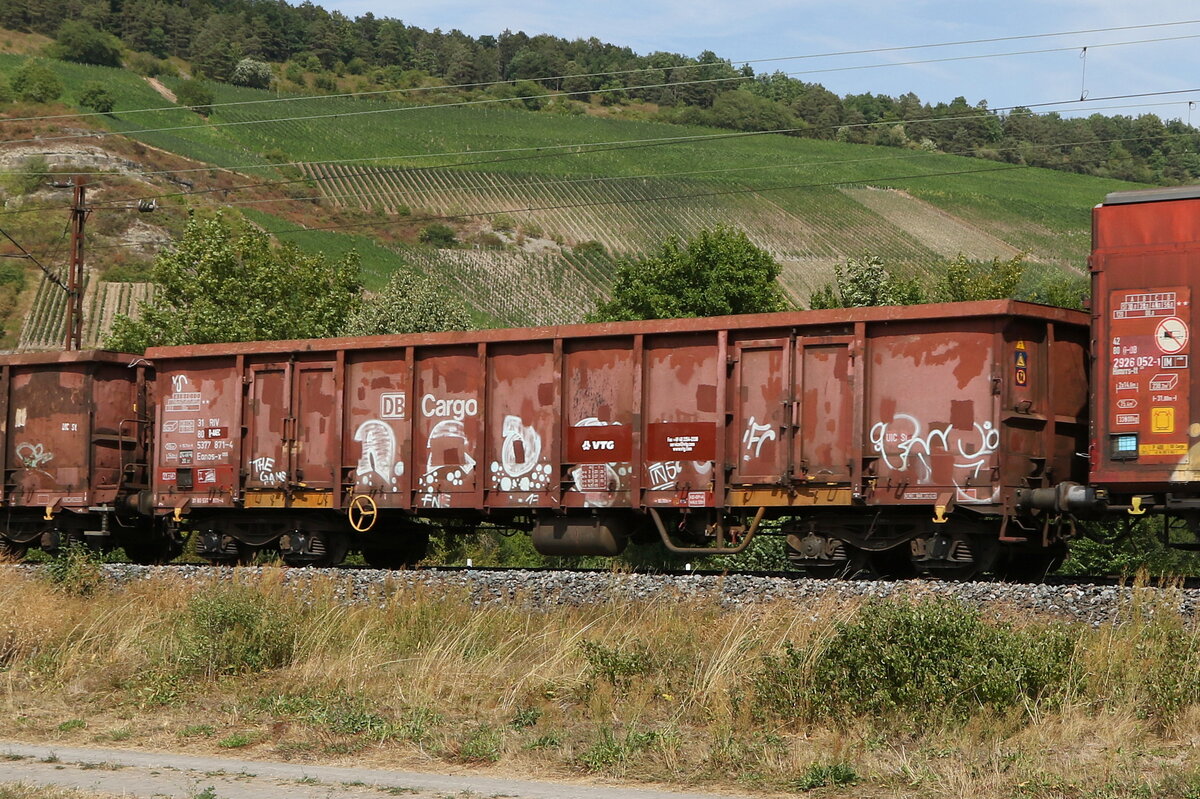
582, 439, 616, 451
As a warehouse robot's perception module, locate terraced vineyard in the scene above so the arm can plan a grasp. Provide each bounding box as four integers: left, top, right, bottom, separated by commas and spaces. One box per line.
0, 55, 1139, 342
18, 272, 151, 350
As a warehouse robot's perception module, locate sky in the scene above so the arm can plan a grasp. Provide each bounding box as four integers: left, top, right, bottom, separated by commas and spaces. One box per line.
322, 1, 1200, 123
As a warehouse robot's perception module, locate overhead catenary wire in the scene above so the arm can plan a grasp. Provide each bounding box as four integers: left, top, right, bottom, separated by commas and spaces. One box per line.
5, 31, 1200, 149
3, 18, 1200, 127
0, 93, 1193, 223
6, 89, 1200, 183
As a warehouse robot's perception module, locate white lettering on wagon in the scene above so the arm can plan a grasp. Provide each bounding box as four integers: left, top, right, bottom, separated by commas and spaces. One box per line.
421, 394, 478, 420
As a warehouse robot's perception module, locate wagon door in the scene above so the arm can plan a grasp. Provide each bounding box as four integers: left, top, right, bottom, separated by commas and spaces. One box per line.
291, 362, 337, 496
245, 361, 337, 503
796, 337, 854, 484
245, 363, 291, 495
731, 338, 792, 484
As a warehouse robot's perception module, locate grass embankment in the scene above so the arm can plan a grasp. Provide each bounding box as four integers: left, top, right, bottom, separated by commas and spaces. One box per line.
3, 564, 1200, 798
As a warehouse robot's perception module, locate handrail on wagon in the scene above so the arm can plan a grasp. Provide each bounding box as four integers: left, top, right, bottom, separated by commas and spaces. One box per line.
649, 506, 766, 555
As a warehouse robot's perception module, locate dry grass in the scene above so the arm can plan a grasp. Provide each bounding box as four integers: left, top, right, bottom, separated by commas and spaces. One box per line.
0, 786, 129, 799
3, 568, 1200, 797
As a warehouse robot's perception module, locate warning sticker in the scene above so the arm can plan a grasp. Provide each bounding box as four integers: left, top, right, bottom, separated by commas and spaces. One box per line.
1155, 317, 1190, 354
1151, 407, 1176, 433
1139, 442, 1188, 457
1014, 344, 1030, 386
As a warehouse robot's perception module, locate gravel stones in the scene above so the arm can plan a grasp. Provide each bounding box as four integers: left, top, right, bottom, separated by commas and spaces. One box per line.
15, 564, 1194, 627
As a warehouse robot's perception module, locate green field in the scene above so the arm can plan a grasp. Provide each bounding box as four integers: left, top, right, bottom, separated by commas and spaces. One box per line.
0, 55, 1141, 337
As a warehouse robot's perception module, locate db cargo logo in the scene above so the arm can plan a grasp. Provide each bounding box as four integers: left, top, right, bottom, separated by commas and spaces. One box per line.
380, 392, 406, 419
1116, 399, 1138, 409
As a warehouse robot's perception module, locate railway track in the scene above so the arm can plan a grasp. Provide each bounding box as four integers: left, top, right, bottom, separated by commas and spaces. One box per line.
6, 562, 1198, 626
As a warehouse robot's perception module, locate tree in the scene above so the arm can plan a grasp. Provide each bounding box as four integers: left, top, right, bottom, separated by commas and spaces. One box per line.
342, 269, 472, 335
105, 214, 362, 352
10, 59, 62, 103
230, 57, 273, 89
808, 256, 925, 309
933, 253, 1026, 303
175, 79, 214, 116
589, 226, 788, 322
50, 20, 123, 67
77, 81, 115, 113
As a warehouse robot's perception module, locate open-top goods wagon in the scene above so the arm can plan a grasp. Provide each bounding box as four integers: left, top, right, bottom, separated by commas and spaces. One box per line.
0, 350, 175, 561
143, 300, 1088, 575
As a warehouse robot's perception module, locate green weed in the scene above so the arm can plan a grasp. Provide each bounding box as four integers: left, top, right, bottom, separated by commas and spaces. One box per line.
579, 640, 656, 688
795, 762, 859, 791
217, 732, 259, 748
456, 723, 502, 763
755, 599, 1076, 726
177, 587, 296, 679
179, 724, 215, 738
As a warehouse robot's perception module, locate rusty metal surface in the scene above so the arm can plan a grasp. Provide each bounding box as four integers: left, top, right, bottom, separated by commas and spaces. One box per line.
0, 351, 144, 509
150, 302, 1089, 519
144, 301, 1086, 360
1092, 194, 1200, 490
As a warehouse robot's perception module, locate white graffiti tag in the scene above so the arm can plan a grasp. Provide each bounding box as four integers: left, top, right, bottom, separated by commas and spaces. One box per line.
354, 419, 404, 488
16, 442, 53, 469
418, 418, 476, 500
869, 414, 1001, 502
489, 415, 550, 494
249, 456, 287, 486
648, 460, 683, 491
741, 416, 776, 461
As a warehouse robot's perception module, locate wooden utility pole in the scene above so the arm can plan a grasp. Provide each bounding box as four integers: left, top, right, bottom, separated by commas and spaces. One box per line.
64, 176, 86, 350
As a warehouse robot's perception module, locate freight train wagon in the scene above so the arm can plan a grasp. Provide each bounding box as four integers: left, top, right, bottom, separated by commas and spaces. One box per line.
145, 301, 1089, 575
0, 350, 174, 560
1048, 184, 1200, 549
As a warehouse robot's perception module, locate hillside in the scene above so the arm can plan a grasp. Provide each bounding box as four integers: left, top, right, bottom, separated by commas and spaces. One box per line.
0, 52, 1138, 348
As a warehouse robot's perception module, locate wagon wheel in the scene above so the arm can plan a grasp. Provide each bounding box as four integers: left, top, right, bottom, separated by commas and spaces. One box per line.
347, 494, 379, 532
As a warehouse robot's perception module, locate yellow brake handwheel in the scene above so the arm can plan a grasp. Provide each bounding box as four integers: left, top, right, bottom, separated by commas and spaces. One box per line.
348, 494, 378, 532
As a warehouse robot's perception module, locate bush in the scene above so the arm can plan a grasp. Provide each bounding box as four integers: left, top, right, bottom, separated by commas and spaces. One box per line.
573, 240, 606, 256
0, 261, 26, 290
77, 81, 115, 113
175, 79, 214, 116
43, 544, 104, 597
3, 155, 49, 195
342, 269, 471, 336
50, 20, 123, 67
755, 599, 1076, 725
176, 587, 296, 678
126, 52, 177, 78
11, 59, 63, 103
418, 222, 458, 247
230, 58, 272, 90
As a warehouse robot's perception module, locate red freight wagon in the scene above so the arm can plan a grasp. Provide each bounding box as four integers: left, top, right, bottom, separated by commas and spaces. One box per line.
0, 350, 167, 560
1091, 186, 1200, 526
147, 300, 1087, 576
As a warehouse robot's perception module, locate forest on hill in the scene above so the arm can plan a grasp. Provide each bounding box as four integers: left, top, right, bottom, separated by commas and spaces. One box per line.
1, 0, 1198, 185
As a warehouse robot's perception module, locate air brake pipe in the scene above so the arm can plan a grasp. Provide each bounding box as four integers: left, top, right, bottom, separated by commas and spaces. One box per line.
649, 506, 766, 555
